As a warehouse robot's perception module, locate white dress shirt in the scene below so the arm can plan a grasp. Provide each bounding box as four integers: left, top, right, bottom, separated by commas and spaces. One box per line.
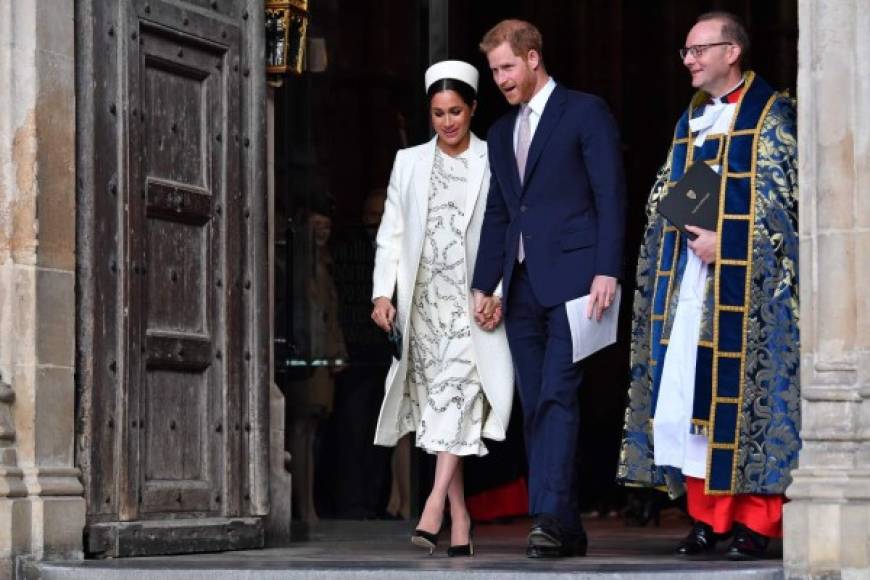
514, 77, 556, 263
514, 76, 557, 152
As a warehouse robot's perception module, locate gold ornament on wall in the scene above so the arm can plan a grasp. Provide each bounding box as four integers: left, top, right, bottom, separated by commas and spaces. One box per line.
265, 0, 309, 75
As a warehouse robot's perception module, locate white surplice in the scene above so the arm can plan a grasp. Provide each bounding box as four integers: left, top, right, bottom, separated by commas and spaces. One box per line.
652, 94, 739, 479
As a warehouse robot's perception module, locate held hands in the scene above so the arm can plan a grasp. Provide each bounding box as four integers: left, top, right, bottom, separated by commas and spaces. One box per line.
685, 225, 717, 265
371, 297, 396, 332
473, 290, 503, 331
586, 275, 618, 321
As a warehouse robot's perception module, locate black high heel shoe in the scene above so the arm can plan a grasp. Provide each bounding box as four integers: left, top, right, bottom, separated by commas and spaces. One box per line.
447, 521, 475, 557
411, 525, 442, 554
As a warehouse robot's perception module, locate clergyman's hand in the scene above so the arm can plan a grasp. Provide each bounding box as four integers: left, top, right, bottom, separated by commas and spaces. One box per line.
586, 275, 618, 321
371, 297, 396, 332
685, 225, 717, 265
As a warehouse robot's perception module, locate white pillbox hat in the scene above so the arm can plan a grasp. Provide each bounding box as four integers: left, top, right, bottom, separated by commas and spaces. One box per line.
424, 60, 479, 94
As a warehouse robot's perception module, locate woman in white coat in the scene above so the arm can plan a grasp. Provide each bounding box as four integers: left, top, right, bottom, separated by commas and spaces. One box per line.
370, 60, 513, 557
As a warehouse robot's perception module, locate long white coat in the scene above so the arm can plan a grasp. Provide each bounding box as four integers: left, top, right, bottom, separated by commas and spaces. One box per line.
371, 133, 514, 447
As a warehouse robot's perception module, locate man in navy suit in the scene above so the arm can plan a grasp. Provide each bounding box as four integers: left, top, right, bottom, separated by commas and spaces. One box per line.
472, 19, 627, 558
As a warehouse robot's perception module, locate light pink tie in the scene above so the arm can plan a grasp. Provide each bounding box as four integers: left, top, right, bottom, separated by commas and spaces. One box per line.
516, 104, 532, 262
516, 104, 532, 183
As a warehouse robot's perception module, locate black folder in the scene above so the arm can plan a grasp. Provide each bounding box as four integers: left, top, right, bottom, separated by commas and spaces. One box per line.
659, 161, 722, 239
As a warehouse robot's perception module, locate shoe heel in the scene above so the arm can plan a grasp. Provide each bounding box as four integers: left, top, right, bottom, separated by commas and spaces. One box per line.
446, 521, 475, 557
411, 528, 439, 555
446, 543, 473, 557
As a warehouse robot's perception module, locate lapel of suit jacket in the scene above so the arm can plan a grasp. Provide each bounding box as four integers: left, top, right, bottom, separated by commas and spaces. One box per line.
522, 84, 566, 192
412, 136, 438, 231
463, 133, 487, 233
498, 108, 522, 198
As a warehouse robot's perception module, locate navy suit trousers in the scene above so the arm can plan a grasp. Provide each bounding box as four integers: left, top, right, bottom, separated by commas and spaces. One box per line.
506, 263, 585, 535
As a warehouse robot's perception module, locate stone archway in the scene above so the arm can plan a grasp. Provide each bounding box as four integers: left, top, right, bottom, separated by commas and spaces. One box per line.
1, 0, 869, 576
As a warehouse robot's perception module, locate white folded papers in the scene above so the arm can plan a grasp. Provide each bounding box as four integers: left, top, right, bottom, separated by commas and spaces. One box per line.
565, 285, 621, 363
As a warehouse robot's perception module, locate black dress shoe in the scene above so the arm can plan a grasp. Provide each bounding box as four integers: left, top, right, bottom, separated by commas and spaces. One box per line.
528, 515, 563, 548
675, 521, 717, 556
526, 535, 587, 558
726, 525, 769, 560
527, 515, 587, 558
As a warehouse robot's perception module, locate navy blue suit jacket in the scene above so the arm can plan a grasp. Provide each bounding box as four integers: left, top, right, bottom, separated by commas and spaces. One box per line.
472, 84, 627, 309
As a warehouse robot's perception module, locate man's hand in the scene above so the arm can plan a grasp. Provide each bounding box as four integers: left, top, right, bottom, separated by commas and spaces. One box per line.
371, 297, 396, 332
685, 225, 717, 265
473, 290, 503, 330
586, 275, 618, 321
481, 297, 503, 331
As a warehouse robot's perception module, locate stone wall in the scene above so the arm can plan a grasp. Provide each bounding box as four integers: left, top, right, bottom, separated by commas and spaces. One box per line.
784, 0, 870, 578
0, 0, 85, 577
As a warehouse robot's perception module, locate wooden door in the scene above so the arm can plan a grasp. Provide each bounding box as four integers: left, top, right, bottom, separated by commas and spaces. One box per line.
76, 0, 269, 557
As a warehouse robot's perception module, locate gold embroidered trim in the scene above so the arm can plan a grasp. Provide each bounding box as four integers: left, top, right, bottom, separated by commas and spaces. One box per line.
717, 351, 742, 359
725, 89, 777, 493
703, 71, 777, 495
715, 396, 739, 404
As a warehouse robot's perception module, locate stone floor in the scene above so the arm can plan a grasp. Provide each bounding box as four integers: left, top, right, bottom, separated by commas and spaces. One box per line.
29, 511, 784, 579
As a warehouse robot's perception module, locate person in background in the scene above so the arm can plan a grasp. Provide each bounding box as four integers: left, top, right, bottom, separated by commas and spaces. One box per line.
288, 202, 347, 522
328, 189, 396, 520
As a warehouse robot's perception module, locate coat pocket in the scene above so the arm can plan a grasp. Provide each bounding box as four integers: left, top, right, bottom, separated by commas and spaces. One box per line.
559, 226, 597, 251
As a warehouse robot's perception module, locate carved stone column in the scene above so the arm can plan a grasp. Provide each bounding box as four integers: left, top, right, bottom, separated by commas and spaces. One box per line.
0, 378, 27, 576
785, 1, 870, 577
0, 0, 85, 576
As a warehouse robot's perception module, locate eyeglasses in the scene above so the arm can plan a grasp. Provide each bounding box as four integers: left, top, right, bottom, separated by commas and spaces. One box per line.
679, 42, 733, 60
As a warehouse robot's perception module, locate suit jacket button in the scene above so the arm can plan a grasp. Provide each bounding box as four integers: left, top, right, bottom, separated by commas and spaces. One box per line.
520, 205, 528, 212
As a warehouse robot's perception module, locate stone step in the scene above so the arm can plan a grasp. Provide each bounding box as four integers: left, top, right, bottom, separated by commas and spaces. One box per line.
26, 559, 785, 580
24, 518, 785, 580
25, 560, 785, 580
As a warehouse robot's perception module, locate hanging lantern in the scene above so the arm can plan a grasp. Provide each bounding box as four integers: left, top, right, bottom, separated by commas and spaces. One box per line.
265, 0, 309, 75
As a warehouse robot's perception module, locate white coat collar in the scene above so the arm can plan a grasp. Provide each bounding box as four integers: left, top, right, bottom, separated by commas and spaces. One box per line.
412, 133, 486, 233
463, 133, 487, 233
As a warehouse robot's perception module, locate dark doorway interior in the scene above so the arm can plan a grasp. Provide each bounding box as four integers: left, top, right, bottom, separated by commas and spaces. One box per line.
272, 0, 797, 527
272, 0, 431, 526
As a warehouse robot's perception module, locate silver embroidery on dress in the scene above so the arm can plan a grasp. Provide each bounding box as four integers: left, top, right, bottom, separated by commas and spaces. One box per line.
397, 148, 489, 456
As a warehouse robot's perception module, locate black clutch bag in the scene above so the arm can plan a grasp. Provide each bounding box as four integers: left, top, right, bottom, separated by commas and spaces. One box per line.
658, 161, 722, 239
387, 324, 402, 361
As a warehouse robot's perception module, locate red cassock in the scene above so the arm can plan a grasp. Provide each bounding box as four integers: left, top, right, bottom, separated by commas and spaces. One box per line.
685, 477, 784, 538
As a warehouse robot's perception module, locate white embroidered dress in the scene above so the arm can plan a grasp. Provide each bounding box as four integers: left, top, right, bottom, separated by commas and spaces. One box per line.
398, 147, 489, 457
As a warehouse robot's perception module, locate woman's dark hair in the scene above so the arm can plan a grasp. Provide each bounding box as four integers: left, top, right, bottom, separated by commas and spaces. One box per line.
427, 78, 476, 107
